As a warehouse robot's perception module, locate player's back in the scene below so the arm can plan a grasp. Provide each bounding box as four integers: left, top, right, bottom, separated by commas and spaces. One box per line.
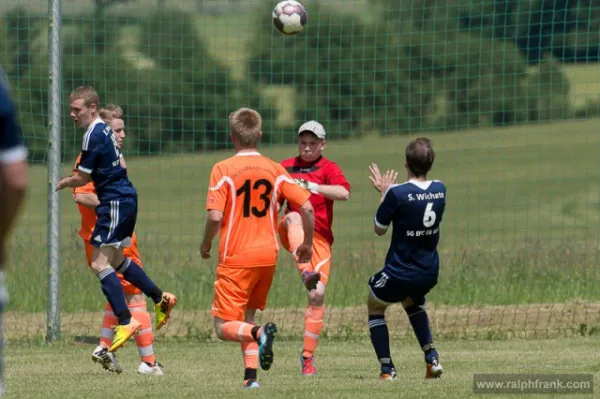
377, 180, 446, 281
78, 118, 136, 202
207, 152, 309, 267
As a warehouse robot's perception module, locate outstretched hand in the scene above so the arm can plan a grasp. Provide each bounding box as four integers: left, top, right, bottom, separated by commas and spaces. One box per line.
368, 163, 398, 193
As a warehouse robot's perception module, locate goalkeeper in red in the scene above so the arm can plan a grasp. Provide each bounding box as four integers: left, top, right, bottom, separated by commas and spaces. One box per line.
278, 120, 351, 376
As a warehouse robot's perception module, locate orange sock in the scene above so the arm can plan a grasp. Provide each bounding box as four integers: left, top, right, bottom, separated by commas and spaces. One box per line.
302, 305, 325, 358
241, 341, 259, 370
288, 224, 311, 272
129, 301, 156, 365
100, 303, 117, 348
221, 321, 260, 343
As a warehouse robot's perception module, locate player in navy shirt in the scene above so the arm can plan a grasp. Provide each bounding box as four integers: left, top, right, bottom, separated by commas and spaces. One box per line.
0, 66, 28, 398
56, 86, 177, 354
366, 137, 445, 381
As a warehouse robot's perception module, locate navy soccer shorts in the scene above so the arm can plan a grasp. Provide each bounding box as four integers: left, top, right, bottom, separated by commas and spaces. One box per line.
91, 196, 137, 249
368, 269, 437, 305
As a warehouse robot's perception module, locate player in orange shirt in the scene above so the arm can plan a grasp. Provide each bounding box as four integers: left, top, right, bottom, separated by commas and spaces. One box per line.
278, 120, 351, 376
73, 104, 164, 375
200, 108, 315, 389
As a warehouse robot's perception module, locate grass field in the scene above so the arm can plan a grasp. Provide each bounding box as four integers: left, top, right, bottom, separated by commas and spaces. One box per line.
4, 119, 600, 340
6, 337, 600, 398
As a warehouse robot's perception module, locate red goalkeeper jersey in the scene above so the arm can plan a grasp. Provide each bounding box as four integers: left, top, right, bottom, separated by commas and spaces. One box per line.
280, 155, 350, 246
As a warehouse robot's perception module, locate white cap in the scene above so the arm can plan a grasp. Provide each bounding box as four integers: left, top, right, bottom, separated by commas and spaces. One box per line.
298, 120, 326, 139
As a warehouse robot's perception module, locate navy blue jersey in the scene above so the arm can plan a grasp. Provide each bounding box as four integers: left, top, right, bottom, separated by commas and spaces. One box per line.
78, 118, 136, 202
0, 68, 27, 164
375, 180, 446, 281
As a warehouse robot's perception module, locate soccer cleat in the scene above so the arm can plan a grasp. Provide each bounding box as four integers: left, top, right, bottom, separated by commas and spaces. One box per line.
155, 292, 177, 330
91, 345, 122, 374
300, 355, 317, 376
379, 365, 397, 381
137, 361, 165, 376
243, 379, 261, 389
426, 358, 443, 379
425, 351, 443, 379
301, 270, 321, 291
258, 322, 278, 371
108, 318, 142, 352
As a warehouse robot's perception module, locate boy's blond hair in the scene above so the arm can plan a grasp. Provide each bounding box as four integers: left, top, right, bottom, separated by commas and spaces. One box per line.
69, 86, 100, 108
99, 103, 123, 122
229, 108, 262, 148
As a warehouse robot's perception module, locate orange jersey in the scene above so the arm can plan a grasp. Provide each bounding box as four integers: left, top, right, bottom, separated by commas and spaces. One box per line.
206, 151, 311, 267
72, 153, 142, 264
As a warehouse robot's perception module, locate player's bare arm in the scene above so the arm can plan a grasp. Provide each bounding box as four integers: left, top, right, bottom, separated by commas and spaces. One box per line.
0, 160, 28, 263
295, 178, 349, 201
55, 171, 92, 191
200, 209, 223, 259
369, 163, 398, 236
294, 200, 315, 263
74, 192, 100, 209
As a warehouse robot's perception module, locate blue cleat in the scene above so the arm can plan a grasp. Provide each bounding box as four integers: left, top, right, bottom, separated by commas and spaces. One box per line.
258, 322, 278, 371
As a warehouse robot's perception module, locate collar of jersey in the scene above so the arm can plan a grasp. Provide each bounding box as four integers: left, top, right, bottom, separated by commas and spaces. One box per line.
407, 179, 433, 190
235, 151, 261, 156
84, 117, 105, 136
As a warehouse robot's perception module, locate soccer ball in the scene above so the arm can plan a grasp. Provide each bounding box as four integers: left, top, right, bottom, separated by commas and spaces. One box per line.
272, 1, 308, 35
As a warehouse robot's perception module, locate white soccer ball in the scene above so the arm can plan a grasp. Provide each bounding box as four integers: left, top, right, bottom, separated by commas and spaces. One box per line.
272, 0, 308, 35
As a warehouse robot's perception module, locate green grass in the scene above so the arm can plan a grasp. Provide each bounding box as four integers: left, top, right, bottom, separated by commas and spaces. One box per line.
5, 119, 600, 339
6, 337, 600, 398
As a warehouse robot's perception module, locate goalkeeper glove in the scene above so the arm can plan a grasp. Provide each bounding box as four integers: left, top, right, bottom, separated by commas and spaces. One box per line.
295, 178, 319, 194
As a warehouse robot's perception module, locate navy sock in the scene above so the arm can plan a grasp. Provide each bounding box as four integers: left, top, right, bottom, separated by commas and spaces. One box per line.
368, 315, 394, 369
244, 368, 257, 381
405, 304, 434, 352
98, 268, 131, 325
116, 258, 163, 304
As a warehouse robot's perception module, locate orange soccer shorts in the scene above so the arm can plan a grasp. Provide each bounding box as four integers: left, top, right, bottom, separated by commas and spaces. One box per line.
211, 265, 276, 322
84, 240, 142, 295
278, 218, 332, 285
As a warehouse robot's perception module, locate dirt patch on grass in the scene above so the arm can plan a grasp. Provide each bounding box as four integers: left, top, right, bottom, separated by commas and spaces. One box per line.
7, 301, 600, 341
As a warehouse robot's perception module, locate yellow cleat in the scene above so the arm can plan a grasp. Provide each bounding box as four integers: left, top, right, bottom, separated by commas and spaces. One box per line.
108, 318, 141, 352
155, 292, 177, 330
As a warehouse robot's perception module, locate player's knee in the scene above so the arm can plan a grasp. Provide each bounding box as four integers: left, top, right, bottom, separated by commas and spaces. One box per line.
245, 310, 256, 324
214, 319, 225, 340
367, 292, 387, 314
308, 283, 325, 306
126, 293, 145, 304
90, 261, 108, 275
284, 212, 302, 226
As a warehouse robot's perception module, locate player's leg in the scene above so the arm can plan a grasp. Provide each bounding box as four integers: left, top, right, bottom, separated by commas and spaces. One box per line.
247, 266, 278, 374
89, 245, 141, 353
105, 198, 177, 330
82, 239, 121, 372
279, 214, 320, 290
402, 283, 442, 379
367, 271, 397, 380
124, 292, 164, 376
240, 309, 260, 389
90, 301, 123, 374
300, 235, 330, 376
212, 266, 278, 383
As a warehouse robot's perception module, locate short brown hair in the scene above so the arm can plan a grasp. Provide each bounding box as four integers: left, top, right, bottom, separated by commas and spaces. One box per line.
69, 86, 100, 108
99, 103, 123, 122
405, 137, 435, 177
229, 108, 262, 148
